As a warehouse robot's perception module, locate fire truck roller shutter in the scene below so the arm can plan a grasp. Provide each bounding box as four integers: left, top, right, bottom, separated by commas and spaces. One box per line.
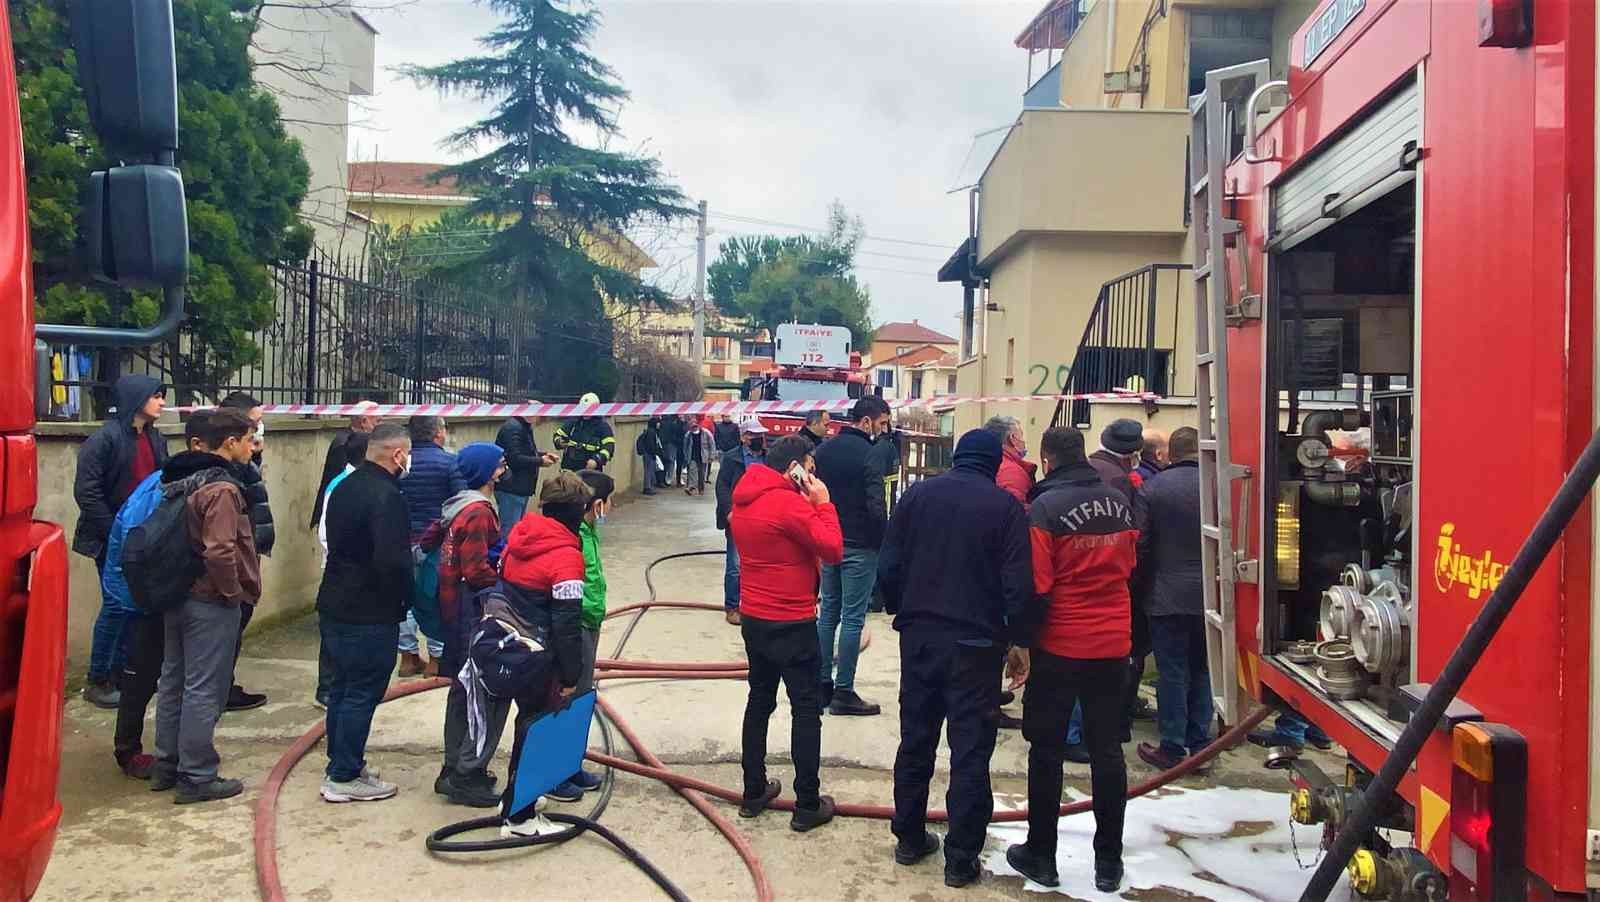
1270, 77, 1421, 252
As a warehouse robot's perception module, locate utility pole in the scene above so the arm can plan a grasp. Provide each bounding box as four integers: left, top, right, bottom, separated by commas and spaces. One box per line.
691, 199, 708, 376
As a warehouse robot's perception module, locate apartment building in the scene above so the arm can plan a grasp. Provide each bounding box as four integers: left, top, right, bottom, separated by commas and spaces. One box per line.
945, 0, 1320, 443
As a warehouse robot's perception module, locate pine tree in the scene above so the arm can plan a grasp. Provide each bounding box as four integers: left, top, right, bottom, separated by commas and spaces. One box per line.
401, 0, 687, 397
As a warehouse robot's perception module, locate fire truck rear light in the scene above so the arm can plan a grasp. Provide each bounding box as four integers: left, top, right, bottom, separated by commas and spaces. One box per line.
1452, 722, 1495, 782
1447, 723, 1526, 901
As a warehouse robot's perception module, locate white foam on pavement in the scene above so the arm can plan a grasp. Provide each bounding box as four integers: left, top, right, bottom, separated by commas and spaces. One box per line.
984, 786, 1355, 900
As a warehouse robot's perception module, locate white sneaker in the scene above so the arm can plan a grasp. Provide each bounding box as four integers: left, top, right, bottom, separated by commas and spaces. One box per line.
321, 773, 398, 803
500, 814, 563, 839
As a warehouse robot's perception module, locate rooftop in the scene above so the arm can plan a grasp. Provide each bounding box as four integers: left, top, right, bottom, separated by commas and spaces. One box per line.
875, 319, 957, 345
348, 162, 470, 200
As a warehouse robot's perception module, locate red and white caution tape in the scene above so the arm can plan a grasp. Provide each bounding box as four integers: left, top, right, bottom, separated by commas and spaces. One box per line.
234, 390, 1156, 419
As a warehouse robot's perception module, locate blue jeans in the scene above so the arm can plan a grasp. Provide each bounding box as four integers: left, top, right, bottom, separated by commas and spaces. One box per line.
818, 548, 878, 692
87, 554, 128, 684
398, 608, 443, 657
1150, 614, 1213, 756
495, 490, 529, 543
724, 533, 740, 611
1275, 711, 1330, 746
1067, 703, 1082, 746
321, 618, 399, 783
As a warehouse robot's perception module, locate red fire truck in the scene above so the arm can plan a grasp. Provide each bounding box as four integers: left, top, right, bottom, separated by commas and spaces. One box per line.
0, 2, 188, 899
1195, 0, 1595, 897
744, 322, 869, 434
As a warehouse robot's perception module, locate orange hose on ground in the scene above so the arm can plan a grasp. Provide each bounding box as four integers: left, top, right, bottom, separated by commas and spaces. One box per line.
253, 600, 1267, 902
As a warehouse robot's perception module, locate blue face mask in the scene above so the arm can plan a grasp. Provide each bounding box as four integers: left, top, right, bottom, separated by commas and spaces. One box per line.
595, 511, 607, 526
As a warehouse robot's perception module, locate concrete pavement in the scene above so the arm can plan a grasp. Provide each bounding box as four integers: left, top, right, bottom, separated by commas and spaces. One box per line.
41, 479, 1328, 901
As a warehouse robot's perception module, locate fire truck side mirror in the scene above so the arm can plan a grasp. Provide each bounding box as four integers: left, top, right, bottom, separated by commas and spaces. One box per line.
84, 166, 189, 289
71, 0, 179, 156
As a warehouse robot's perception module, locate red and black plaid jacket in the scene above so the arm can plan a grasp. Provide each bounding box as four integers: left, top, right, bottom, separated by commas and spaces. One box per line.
420, 496, 500, 625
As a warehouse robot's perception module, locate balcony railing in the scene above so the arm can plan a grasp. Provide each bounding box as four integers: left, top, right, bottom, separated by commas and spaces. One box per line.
1051, 262, 1193, 428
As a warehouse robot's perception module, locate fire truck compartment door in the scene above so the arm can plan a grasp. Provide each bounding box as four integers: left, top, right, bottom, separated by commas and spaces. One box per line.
1270, 79, 1419, 251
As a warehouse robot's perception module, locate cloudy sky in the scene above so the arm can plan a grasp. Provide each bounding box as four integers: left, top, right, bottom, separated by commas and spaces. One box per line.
349, 0, 1040, 334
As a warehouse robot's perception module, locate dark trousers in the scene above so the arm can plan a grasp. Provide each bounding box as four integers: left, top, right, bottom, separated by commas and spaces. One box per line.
1023, 651, 1127, 871
1124, 607, 1152, 728
662, 444, 681, 485
1149, 614, 1213, 755
693, 459, 709, 493
442, 589, 486, 776
892, 632, 1003, 865
740, 615, 823, 808
321, 618, 399, 783
114, 612, 164, 762
229, 602, 255, 691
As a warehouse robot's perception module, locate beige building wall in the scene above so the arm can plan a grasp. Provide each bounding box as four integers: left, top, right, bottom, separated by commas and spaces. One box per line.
37, 415, 650, 679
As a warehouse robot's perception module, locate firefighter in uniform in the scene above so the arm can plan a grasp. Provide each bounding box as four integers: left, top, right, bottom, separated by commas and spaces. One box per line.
554, 392, 616, 472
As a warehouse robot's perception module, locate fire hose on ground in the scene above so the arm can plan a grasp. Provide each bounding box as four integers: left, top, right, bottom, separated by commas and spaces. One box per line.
254, 549, 1273, 902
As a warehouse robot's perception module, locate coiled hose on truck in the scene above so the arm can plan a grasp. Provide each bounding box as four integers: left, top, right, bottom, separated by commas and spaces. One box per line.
254, 549, 1270, 902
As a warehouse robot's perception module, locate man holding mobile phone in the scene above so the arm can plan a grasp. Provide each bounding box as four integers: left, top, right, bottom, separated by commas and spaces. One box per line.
727, 435, 844, 833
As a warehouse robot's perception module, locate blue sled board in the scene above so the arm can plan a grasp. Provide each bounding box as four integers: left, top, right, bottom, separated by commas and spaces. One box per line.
504, 689, 598, 823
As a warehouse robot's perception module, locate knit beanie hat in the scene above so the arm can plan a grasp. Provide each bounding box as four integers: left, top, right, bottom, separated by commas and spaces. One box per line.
1101, 418, 1144, 455
455, 442, 504, 489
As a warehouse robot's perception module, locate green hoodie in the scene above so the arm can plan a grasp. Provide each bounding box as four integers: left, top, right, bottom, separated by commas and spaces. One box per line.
579, 520, 607, 630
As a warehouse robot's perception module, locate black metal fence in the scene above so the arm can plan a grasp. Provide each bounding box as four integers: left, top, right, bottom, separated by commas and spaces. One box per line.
1052, 263, 1193, 428
42, 248, 552, 418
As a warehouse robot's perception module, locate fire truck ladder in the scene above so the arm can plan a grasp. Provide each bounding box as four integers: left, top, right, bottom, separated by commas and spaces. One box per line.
1190, 60, 1270, 727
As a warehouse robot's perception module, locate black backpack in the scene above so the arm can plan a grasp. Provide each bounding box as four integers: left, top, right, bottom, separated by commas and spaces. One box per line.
123, 472, 236, 614
468, 607, 551, 700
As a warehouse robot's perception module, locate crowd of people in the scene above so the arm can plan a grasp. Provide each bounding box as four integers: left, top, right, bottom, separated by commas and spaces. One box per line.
72, 374, 1264, 888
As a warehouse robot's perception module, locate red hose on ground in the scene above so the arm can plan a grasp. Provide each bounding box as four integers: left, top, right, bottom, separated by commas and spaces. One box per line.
253, 600, 1268, 902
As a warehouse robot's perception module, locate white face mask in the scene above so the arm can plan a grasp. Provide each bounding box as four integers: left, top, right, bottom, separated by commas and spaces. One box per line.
399, 452, 413, 478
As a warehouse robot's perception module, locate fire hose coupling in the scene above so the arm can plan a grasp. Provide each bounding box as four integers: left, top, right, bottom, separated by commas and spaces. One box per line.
1347, 849, 1380, 895
1289, 787, 1317, 824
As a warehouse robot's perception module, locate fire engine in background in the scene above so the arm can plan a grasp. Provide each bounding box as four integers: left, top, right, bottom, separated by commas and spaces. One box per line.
1191, 0, 1595, 897
743, 322, 868, 435
1, 1, 190, 899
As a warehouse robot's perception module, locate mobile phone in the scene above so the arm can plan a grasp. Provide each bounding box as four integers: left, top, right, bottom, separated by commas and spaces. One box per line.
787, 462, 808, 490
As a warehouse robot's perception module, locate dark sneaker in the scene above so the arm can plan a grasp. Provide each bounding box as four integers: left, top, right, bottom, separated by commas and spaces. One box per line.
998, 690, 1016, 706
790, 795, 835, 833
83, 681, 121, 710
1005, 843, 1060, 888
545, 779, 584, 803
894, 831, 940, 865
1137, 742, 1185, 770
739, 779, 781, 818
1120, 725, 1133, 743
226, 685, 268, 712
944, 857, 981, 888
445, 772, 501, 808
1306, 728, 1334, 751
997, 712, 1024, 731
119, 753, 156, 780
1247, 728, 1305, 751
435, 767, 497, 795
150, 764, 177, 792
175, 776, 244, 804
570, 768, 603, 792
828, 689, 881, 717
1095, 863, 1123, 892
1063, 742, 1091, 764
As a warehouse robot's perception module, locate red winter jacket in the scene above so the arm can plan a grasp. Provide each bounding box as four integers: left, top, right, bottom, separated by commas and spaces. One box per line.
996, 447, 1037, 509
729, 464, 844, 621
1025, 462, 1138, 659
501, 513, 587, 687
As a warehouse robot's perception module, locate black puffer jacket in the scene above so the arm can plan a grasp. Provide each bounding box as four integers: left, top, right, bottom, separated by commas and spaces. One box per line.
495, 417, 543, 497
72, 374, 169, 559
813, 426, 888, 550
236, 461, 275, 557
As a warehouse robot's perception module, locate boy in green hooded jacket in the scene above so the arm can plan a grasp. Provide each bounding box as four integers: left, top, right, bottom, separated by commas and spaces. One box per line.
550, 469, 615, 799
